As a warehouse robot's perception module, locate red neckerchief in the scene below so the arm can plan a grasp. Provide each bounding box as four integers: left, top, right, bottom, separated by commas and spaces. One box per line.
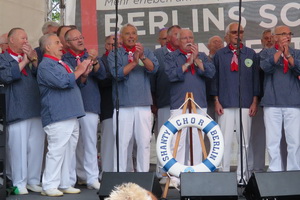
105, 50, 109, 57
7, 47, 27, 76
180, 48, 195, 75
274, 44, 289, 74
228, 43, 243, 72
166, 42, 176, 52
68, 49, 85, 65
123, 45, 136, 63
62, 49, 67, 55
1, 50, 4, 54
44, 54, 73, 73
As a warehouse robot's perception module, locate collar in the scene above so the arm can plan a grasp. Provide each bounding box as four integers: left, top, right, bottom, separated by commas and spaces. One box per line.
67, 49, 85, 58
122, 45, 136, 53
179, 48, 191, 55
166, 42, 176, 52
43, 54, 60, 61
7, 47, 24, 57
225, 44, 245, 54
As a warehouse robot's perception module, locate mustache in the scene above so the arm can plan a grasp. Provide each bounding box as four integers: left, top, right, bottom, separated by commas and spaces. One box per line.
185, 43, 193, 47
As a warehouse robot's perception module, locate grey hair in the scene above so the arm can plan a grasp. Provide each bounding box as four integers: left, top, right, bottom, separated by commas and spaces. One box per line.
39, 33, 56, 54
8, 27, 24, 39
207, 35, 222, 44
272, 25, 288, 35
176, 28, 192, 39
120, 23, 138, 35
167, 25, 181, 36
225, 22, 244, 35
42, 21, 60, 35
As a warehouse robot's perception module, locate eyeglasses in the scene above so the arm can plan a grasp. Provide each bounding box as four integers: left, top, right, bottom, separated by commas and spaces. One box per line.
275, 32, 294, 36
230, 30, 244, 35
67, 36, 84, 42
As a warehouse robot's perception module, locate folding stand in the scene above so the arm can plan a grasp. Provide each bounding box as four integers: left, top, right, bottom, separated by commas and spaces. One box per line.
161, 92, 208, 199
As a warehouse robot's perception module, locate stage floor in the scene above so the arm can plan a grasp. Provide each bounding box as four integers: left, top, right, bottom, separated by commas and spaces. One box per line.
6, 184, 247, 200
5, 134, 252, 200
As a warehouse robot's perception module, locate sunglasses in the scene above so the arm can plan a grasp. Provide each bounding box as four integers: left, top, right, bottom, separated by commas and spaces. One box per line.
230, 30, 244, 35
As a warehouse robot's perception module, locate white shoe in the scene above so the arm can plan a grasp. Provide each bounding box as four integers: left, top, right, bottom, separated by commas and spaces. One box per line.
41, 188, 63, 197
169, 177, 180, 188
17, 187, 29, 195
159, 177, 167, 185
27, 184, 42, 192
59, 187, 81, 194
87, 181, 101, 190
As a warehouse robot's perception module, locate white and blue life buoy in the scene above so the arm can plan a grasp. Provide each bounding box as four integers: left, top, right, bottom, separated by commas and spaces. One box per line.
156, 113, 224, 177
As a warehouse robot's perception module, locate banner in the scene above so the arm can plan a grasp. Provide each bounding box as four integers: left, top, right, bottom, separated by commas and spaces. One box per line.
76, 0, 300, 54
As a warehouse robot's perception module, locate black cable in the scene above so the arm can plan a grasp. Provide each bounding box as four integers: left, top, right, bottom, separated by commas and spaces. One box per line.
114, 0, 120, 173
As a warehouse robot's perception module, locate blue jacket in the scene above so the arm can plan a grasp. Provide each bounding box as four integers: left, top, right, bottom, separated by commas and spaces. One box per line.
260, 47, 300, 107
108, 47, 159, 107
62, 50, 106, 114
37, 57, 85, 127
165, 49, 215, 109
211, 45, 260, 108
151, 46, 171, 108
0, 52, 41, 124
99, 54, 114, 121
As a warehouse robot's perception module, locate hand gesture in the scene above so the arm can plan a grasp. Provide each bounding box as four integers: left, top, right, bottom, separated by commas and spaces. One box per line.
135, 43, 145, 59
278, 36, 289, 53
88, 49, 98, 62
77, 59, 92, 74
22, 43, 36, 60
190, 44, 199, 60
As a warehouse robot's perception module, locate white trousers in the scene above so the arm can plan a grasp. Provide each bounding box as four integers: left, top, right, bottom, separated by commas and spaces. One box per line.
70, 112, 99, 185
113, 106, 152, 172
217, 108, 252, 181
264, 107, 300, 171
170, 108, 207, 165
7, 117, 45, 189
42, 118, 79, 190
100, 118, 114, 173
248, 106, 266, 172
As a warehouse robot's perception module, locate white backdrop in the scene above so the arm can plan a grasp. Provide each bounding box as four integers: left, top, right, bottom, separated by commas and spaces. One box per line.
0, 0, 46, 48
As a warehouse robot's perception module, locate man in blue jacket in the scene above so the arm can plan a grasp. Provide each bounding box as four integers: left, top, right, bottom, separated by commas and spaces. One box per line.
0, 27, 44, 195
108, 23, 158, 172
63, 28, 106, 190
260, 25, 300, 172
211, 22, 260, 184
38, 33, 91, 197
164, 28, 215, 186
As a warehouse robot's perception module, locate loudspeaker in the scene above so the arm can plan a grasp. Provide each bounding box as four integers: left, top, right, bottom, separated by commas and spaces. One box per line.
98, 172, 162, 200
180, 172, 238, 200
244, 171, 300, 200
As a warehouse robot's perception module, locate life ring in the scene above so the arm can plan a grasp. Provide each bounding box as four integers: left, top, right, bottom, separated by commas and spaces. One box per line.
156, 113, 224, 177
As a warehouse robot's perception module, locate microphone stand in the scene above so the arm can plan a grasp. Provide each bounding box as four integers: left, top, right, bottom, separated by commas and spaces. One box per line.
237, 0, 247, 187
114, 0, 120, 173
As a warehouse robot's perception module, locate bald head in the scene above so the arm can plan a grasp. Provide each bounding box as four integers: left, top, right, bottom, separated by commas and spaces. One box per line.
273, 25, 292, 46
207, 35, 224, 56
7, 28, 28, 53
0, 33, 8, 52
